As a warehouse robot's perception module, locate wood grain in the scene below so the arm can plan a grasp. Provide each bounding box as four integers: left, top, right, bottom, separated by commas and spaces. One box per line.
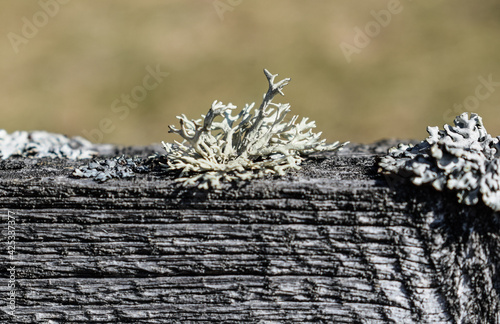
1, 143, 499, 323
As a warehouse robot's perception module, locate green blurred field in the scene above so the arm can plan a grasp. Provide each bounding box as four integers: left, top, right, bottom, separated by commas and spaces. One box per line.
2, 0, 500, 145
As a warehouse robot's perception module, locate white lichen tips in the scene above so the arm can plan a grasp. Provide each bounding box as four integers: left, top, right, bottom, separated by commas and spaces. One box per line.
379, 112, 500, 211
162, 69, 348, 189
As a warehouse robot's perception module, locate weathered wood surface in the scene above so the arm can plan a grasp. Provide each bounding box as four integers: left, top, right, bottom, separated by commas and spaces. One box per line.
1, 142, 499, 323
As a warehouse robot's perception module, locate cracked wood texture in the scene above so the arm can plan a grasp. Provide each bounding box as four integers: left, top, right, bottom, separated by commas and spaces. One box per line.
1, 142, 499, 323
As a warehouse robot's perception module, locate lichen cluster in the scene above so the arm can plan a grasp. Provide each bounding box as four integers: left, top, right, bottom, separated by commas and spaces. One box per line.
379, 112, 500, 211
73, 155, 151, 182
163, 69, 347, 189
0, 130, 96, 160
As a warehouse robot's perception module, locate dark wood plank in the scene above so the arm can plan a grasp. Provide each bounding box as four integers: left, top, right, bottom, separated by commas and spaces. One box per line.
1, 143, 499, 323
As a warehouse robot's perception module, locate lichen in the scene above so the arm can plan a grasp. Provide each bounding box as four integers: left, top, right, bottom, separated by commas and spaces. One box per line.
379, 112, 500, 211
0, 130, 96, 160
73, 155, 152, 182
162, 69, 348, 189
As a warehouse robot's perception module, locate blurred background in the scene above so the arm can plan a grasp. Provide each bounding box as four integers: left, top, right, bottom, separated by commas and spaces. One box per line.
1, 0, 500, 145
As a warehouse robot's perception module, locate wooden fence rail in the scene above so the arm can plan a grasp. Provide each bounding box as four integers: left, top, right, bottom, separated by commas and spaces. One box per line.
1, 142, 498, 323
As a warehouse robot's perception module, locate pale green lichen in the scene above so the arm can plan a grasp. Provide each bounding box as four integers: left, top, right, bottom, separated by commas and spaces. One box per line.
162, 69, 348, 189
379, 112, 500, 211
0, 129, 96, 160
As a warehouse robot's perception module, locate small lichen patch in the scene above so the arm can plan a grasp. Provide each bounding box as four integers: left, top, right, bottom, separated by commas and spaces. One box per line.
0, 130, 96, 160
73, 155, 152, 182
162, 69, 348, 189
379, 112, 500, 211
